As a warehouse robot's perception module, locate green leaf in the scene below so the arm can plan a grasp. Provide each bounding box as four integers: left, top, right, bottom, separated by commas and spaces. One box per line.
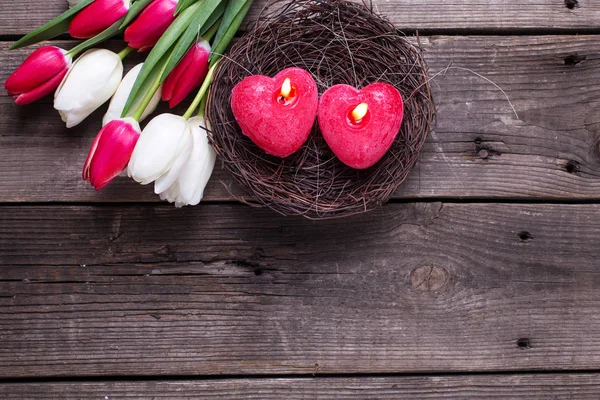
122, 50, 172, 118
160, 0, 225, 81
211, 0, 244, 50
174, 0, 202, 16
67, 17, 125, 58
209, 0, 252, 66
9, 0, 95, 50
122, 0, 205, 116
119, 0, 155, 29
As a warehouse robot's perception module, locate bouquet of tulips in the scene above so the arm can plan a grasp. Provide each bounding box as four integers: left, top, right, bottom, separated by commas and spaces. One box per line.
5, 0, 252, 207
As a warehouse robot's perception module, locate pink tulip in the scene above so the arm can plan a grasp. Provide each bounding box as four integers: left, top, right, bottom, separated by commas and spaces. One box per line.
69, 0, 130, 39
162, 39, 210, 108
5, 46, 72, 106
125, 0, 178, 52
83, 117, 140, 190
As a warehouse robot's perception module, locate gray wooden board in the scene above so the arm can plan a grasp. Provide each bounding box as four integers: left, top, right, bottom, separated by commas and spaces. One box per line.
0, 202, 599, 377
2, 35, 600, 202
3, 374, 600, 399
1, 0, 600, 35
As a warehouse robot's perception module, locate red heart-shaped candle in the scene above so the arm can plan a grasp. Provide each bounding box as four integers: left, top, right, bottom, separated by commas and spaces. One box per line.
318, 83, 404, 169
231, 67, 318, 158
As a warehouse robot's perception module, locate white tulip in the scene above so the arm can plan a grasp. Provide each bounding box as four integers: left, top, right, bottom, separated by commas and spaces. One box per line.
102, 63, 162, 126
68, 0, 85, 7
158, 116, 216, 207
127, 113, 193, 187
54, 48, 123, 128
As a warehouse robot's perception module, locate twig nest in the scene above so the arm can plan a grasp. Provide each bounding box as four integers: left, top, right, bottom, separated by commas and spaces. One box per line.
206, 0, 434, 219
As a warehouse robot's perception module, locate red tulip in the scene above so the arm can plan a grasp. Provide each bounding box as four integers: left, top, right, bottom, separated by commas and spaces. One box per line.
83, 117, 141, 190
69, 0, 130, 39
125, 0, 178, 52
4, 46, 72, 106
162, 39, 210, 108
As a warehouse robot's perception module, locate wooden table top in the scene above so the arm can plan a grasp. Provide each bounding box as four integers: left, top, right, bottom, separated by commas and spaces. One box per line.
1, 0, 600, 398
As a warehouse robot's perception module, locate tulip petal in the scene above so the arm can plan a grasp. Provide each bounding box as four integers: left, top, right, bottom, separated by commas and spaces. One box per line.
124, 0, 178, 51
83, 122, 106, 181
152, 123, 192, 191
160, 58, 183, 103
128, 113, 191, 184
69, 0, 130, 38
5, 46, 71, 101
103, 63, 161, 125
54, 49, 123, 128
162, 40, 210, 108
158, 181, 179, 204
154, 137, 191, 194
84, 118, 141, 190
176, 117, 209, 201
14, 67, 68, 106
168, 116, 216, 206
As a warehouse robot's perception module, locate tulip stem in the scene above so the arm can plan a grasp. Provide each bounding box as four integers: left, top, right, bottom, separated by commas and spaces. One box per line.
131, 69, 164, 121
117, 46, 134, 60
130, 46, 174, 121
182, 61, 219, 120
197, 96, 207, 118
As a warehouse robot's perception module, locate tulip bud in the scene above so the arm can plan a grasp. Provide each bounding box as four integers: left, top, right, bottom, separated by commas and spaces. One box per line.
69, 0, 130, 39
127, 113, 193, 188
54, 48, 123, 128
5, 46, 72, 106
124, 0, 178, 52
162, 39, 210, 108
158, 116, 216, 207
103, 63, 162, 126
83, 117, 141, 190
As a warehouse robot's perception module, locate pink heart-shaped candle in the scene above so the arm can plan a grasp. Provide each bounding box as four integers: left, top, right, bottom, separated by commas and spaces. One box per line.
231, 67, 318, 158
318, 83, 404, 169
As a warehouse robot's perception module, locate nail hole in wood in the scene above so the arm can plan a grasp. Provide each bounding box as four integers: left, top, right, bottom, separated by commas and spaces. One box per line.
565, 160, 580, 174
517, 338, 531, 349
564, 0, 579, 9
474, 137, 483, 145
231, 260, 265, 276
518, 231, 533, 241
564, 54, 586, 66
477, 149, 490, 159
476, 145, 501, 158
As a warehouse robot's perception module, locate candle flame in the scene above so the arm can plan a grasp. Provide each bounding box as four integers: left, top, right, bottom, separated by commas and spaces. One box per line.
351, 102, 368, 122
280, 78, 292, 98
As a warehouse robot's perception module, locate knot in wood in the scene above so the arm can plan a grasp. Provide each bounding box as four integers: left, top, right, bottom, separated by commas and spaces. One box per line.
410, 266, 449, 292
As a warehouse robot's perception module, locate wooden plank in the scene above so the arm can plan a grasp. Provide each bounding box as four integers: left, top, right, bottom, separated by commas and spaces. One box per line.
1, 0, 600, 35
3, 374, 600, 399
2, 35, 600, 202
0, 202, 599, 377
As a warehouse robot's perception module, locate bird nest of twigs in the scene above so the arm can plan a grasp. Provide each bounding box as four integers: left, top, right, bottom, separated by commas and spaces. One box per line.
206, 0, 434, 219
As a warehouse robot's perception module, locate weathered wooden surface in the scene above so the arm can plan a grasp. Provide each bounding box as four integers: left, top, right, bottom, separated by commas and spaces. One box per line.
2, 35, 600, 202
1, 0, 600, 36
3, 374, 600, 399
1, 0, 600, 394
1, 203, 599, 377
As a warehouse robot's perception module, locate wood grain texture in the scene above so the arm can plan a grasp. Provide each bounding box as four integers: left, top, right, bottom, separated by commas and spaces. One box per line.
0, 202, 599, 377
3, 374, 600, 399
1, 0, 600, 35
2, 35, 600, 202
